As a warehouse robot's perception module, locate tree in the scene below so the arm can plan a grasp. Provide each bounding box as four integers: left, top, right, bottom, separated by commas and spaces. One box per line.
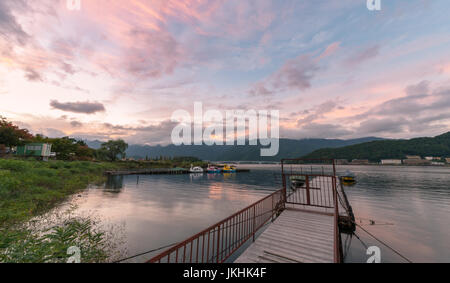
50, 137, 79, 160
99, 140, 128, 161
0, 116, 33, 147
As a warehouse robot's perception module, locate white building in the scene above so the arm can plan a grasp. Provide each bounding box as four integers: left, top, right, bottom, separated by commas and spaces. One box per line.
381, 159, 402, 165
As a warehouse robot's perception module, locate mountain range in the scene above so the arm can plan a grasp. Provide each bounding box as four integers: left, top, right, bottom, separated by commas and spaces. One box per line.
304, 132, 450, 161
86, 137, 383, 161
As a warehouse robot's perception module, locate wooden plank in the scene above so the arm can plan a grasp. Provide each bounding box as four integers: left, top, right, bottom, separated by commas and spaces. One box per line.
234, 209, 335, 263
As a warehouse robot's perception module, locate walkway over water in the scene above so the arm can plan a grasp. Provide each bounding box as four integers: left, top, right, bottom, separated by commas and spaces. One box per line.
234, 208, 335, 263
235, 176, 347, 263
148, 159, 354, 264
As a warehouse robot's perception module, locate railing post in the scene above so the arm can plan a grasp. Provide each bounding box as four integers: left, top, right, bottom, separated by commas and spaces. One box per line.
271, 194, 274, 222
306, 175, 310, 205
252, 206, 256, 242
216, 225, 221, 263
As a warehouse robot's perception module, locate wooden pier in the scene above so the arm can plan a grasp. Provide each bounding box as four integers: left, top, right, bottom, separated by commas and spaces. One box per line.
104, 168, 189, 176
235, 174, 353, 263
104, 168, 250, 176
234, 209, 335, 263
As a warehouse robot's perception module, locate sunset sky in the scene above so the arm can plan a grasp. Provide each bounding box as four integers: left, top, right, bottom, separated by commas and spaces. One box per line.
1, 0, 449, 145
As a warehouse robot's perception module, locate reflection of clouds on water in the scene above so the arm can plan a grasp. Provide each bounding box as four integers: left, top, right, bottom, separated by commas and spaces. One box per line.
41, 164, 450, 262
337, 165, 450, 262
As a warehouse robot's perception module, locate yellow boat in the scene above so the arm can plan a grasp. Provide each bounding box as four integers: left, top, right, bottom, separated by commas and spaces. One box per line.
222, 165, 237, 173
340, 170, 356, 185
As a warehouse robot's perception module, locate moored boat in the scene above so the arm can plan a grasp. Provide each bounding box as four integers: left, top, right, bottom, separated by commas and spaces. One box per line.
189, 164, 204, 173
207, 164, 221, 173
290, 175, 306, 189
222, 165, 237, 173
340, 170, 356, 185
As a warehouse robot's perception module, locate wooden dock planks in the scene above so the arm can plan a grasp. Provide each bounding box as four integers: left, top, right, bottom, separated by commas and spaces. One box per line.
234, 208, 335, 263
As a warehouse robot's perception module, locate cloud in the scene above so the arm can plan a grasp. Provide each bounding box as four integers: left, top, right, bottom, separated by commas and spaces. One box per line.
319, 42, 340, 59
248, 82, 273, 96
405, 80, 430, 96
122, 28, 181, 78
357, 118, 407, 135
24, 68, 43, 81
0, 0, 29, 45
37, 128, 67, 138
296, 100, 339, 126
50, 100, 106, 114
70, 121, 83, 128
281, 123, 353, 139
345, 45, 380, 67
250, 55, 319, 96
348, 81, 450, 136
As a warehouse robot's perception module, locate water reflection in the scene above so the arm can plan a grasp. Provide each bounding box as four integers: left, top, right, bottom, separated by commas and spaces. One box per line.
66, 165, 449, 263
105, 175, 124, 192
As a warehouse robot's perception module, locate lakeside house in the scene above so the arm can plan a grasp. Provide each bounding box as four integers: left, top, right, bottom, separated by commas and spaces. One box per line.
351, 159, 369, 165
402, 158, 431, 165
16, 143, 52, 161
425, 156, 441, 161
381, 159, 402, 165
335, 159, 350, 165
405, 155, 422, 160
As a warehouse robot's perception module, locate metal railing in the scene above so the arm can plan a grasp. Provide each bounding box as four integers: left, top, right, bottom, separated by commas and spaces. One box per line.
147, 189, 284, 263
284, 174, 337, 208
332, 176, 341, 263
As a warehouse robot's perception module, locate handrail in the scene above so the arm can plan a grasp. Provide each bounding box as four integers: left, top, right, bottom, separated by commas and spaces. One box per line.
332, 176, 341, 263
148, 189, 284, 263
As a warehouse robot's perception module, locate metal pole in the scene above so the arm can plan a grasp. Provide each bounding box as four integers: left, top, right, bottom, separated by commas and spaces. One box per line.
216, 225, 221, 263
252, 206, 256, 242
306, 175, 311, 205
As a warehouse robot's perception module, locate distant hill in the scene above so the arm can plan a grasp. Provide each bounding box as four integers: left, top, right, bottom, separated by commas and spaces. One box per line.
303, 132, 450, 162
86, 137, 383, 161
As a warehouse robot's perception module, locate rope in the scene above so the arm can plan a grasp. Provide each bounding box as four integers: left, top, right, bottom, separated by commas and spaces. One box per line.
353, 232, 369, 250
336, 182, 413, 263
355, 223, 413, 263
113, 242, 179, 263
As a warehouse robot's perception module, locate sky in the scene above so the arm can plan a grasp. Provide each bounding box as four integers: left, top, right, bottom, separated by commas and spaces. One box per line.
0, 0, 449, 145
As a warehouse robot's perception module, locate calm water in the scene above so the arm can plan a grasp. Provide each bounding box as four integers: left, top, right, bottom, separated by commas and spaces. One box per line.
67, 165, 450, 263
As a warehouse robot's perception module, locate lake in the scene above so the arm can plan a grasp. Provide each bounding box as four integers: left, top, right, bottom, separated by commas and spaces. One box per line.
66, 165, 450, 263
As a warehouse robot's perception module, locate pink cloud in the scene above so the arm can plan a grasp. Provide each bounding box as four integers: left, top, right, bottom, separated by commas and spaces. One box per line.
319, 42, 340, 60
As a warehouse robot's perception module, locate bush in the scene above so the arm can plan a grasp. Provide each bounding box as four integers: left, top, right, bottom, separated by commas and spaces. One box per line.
0, 160, 32, 172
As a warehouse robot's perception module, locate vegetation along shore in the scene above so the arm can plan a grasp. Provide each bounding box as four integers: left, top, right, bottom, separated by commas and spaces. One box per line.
0, 117, 206, 262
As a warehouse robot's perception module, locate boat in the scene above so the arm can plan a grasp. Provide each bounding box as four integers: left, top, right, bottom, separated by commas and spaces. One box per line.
340, 170, 356, 185
189, 164, 204, 173
222, 165, 237, 173
207, 164, 221, 173
290, 175, 306, 189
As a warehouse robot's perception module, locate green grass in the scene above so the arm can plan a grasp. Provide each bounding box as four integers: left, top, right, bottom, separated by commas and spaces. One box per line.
0, 160, 116, 226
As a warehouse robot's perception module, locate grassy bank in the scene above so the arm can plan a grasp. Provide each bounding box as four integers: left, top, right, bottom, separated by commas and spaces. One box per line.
0, 158, 205, 262
0, 160, 118, 226
0, 159, 206, 226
